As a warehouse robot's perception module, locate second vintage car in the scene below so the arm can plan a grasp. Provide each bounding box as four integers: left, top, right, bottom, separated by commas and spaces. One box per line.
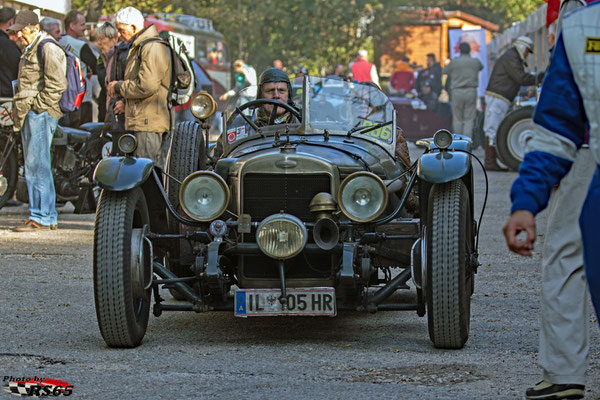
92, 76, 483, 350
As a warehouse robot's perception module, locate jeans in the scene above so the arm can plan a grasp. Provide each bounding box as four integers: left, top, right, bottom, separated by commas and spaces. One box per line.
21, 109, 58, 226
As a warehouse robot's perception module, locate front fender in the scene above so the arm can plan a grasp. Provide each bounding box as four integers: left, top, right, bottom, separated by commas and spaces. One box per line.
417, 149, 471, 184
93, 156, 154, 191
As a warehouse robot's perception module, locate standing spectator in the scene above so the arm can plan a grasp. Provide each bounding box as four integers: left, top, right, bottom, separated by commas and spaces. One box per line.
107, 7, 171, 165
0, 7, 21, 98
60, 10, 97, 126
39, 17, 61, 41
325, 63, 346, 80
483, 36, 544, 170
443, 42, 484, 137
9, 10, 67, 231
389, 57, 415, 95
91, 22, 121, 127
416, 53, 442, 98
219, 59, 257, 102
351, 49, 379, 86
88, 29, 106, 123
273, 59, 283, 70
293, 66, 307, 85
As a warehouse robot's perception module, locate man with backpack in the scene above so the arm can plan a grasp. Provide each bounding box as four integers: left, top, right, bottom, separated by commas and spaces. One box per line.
9, 10, 67, 232
60, 10, 97, 127
107, 7, 171, 165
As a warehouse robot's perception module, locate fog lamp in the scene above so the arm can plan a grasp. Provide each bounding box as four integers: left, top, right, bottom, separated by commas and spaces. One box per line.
256, 214, 307, 259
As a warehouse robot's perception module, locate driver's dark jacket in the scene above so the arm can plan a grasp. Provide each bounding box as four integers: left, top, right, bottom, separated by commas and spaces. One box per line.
485, 48, 544, 103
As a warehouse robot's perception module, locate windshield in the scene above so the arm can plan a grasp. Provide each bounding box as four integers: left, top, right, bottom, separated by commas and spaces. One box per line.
305, 76, 393, 143
224, 76, 395, 148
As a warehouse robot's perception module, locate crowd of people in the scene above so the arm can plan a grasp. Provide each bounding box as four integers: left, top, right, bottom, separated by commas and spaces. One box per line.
0, 6, 171, 232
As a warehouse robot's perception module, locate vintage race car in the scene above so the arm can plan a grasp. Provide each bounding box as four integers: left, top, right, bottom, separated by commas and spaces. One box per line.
92, 76, 483, 349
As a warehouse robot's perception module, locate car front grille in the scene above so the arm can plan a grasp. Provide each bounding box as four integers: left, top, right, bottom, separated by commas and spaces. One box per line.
242, 173, 331, 221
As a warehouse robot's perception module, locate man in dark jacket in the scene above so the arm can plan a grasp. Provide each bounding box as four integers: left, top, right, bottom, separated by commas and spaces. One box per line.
416, 53, 442, 98
483, 36, 544, 170
0, 7, 21, 97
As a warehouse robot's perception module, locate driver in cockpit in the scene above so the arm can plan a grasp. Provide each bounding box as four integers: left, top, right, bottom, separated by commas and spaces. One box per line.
254, 67, 300, 126
213, 68, 300, 158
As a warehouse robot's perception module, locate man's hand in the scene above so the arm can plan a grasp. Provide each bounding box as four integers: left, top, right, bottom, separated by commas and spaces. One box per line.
113, 99, 125, 115
107, 81, 120, 98
219, 92, 230, 101
502, 210, 536, 256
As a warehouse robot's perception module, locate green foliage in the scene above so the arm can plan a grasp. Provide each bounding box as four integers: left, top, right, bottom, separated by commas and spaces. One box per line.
74, 0, 543, 77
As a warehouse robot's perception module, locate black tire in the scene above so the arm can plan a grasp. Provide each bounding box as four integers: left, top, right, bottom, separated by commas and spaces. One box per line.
496, 106, 535, 171
426, 180, 473, 349
0, 136, 17, 209
94, 187, 152, 348
165, 121, 206, 298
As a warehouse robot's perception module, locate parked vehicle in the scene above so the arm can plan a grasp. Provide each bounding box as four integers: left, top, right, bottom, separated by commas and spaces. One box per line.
92, 77, 485, 350
495, 90, 538, 171
0, 98, 110, 211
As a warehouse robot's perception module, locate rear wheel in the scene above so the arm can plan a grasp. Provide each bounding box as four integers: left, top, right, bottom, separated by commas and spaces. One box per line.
165, 121, 206, 298
94, 187, 151, 348
496, 106, 535, 171
0, 136, 17, 209
426, 180, 473, 349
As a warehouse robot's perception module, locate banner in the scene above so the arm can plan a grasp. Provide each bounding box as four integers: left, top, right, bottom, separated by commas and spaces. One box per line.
448, 29, 488, 97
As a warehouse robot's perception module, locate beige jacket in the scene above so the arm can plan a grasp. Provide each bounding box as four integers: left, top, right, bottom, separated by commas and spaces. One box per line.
117, 25, 171, 133
13, 31, 67, 130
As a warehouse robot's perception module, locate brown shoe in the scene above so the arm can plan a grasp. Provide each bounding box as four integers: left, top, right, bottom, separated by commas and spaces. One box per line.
485, 137, 508, 171
13, 219, 57, 232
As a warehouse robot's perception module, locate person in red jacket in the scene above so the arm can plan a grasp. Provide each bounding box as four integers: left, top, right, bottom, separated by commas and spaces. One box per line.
389, 57, 414, 95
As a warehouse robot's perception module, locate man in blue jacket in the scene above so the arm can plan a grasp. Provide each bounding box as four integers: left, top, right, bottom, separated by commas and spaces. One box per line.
503, 2, 599, 399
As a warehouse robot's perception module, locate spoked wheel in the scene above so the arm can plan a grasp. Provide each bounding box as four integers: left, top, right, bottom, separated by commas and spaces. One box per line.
495, 106, 535, 171
94, 187, 152, 348
0, 136, 18, 209
426, 180, 473, 349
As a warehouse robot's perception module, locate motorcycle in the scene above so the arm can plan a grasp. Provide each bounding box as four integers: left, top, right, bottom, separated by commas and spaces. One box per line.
0, 98, 110, 212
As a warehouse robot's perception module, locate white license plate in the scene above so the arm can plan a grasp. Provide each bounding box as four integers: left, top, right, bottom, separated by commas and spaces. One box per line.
234, 288, 336, 317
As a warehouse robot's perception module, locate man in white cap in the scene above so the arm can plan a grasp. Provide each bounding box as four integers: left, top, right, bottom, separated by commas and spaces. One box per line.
483, 36, 544, 170
106, 6, 171, 165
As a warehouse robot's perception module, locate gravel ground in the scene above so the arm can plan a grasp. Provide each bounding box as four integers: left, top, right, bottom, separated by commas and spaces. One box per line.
0, 145, 598, 399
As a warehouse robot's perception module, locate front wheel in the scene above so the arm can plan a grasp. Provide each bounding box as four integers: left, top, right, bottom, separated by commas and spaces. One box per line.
0, 136, 18, 209
94, 187, 152, 348
495, 106, 535, 171
426, 180, 473, 349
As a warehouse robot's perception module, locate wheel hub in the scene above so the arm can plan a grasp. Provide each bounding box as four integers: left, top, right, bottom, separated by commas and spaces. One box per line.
130, 227, 151, 300
0, 174, 7, 196
508, 119, 535, 161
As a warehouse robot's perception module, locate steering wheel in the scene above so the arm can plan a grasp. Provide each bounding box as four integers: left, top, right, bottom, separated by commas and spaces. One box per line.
227, 99, 302, 127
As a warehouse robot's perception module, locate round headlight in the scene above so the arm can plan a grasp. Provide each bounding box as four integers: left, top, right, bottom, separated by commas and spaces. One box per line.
338, 172, 388, 223
179, 171, 230, 222
433, 129, 453, 149
256, 214, 307, 260
118, 134, 137, 154
190, 92, 217, 120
